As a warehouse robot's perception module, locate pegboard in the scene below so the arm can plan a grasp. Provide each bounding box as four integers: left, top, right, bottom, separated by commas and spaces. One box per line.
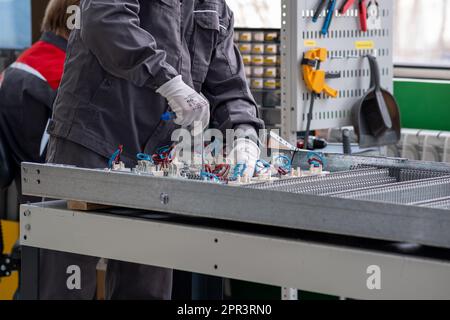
280, 0, 394, 143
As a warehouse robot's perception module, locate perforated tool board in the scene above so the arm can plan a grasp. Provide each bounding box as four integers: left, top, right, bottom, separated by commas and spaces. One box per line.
280, 0, 394, 143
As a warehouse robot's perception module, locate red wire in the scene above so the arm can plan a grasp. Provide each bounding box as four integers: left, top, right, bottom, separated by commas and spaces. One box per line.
152, 146, 174, 168
114, 145, 124, 164
203, 164, 231, 180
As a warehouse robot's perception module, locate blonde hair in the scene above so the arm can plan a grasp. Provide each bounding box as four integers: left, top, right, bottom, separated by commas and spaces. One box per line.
41, 0, 80, 37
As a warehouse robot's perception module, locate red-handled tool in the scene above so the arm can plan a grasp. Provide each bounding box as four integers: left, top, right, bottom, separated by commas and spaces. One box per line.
359, 0, 368, 32
339, 0, 355, 14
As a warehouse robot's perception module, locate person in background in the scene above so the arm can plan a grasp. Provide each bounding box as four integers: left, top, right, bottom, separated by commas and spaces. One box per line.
0, 0, 80, 203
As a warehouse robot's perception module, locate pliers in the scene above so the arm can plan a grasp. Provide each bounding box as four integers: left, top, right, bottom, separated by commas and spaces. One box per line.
340, 0, 368, 32
339, 0, 355, 14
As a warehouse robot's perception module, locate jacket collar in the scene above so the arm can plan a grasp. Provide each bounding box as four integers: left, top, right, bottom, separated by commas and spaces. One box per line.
40, 32, 68, 52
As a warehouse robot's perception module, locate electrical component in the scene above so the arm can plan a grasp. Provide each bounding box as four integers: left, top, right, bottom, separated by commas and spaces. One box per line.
108, 145, 124, 169
274, 155, 292, 176
204, 164, 231, 181
135, 160, 156, 174
255, 159, 272, 176
152, 146, 175, 169
230, 163, 248, 181
290, 167, 303, 178
111, 162, 130, 173
103, 138, 331, 187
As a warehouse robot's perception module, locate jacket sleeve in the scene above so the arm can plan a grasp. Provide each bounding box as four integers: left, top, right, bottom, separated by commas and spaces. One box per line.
80, 0, 179, 89
202, 7, 265, 133
0, 68, 54, 164
22, 73, 57, 111
1, 68, 56, 112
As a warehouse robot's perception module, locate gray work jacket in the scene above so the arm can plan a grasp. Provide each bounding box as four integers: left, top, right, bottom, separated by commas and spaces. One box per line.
48, 0, 264, 162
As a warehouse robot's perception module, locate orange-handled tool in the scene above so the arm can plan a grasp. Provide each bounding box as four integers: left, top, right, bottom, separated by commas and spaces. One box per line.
301, 48, 340, 150
301, 48, 338, 98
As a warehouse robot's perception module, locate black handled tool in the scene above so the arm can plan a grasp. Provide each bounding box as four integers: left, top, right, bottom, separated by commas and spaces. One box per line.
313, 0, 328, 23
352, 56, 401, 147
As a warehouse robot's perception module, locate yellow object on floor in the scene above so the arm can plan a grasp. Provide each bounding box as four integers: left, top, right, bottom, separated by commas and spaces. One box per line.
0, 220, 19, 300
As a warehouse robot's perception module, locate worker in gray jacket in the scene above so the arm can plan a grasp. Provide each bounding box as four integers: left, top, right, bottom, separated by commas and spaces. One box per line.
42, 0, 264, 299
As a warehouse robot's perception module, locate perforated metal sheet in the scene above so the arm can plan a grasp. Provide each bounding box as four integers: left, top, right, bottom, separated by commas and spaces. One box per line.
248, 168, 397, 195
281, 0, 394, 142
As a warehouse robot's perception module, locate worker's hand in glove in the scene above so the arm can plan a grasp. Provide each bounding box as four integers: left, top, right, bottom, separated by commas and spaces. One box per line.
157, 75, 210, 129
230, 138, 261, 178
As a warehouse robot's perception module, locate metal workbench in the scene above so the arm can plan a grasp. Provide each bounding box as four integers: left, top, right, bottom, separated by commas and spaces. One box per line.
19, 155, 450, 299
20, 158, 450, 249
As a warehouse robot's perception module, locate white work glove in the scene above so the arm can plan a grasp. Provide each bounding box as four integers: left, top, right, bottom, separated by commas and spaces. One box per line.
229, 138, 261, 178
156, 75, 210, 129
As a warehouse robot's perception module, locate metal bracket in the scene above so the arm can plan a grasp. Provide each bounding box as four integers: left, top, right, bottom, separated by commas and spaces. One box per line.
0, 253, 20, 277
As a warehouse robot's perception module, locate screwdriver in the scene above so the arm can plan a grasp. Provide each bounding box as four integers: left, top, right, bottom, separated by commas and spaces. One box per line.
313, 0, 328, 23
161, 111, 176, 121
321, 0, 337, 35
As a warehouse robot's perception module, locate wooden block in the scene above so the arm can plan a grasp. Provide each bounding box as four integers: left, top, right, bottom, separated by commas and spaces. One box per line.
96, 259, 107, 301
67, 200, 111, 211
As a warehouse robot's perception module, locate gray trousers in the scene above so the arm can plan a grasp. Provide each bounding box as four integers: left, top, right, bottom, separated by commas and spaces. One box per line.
40, 137, 172, 300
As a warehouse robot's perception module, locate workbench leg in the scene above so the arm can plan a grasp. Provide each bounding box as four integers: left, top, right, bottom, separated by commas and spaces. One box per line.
172, 271, 224, 300
21, 246, 40, 300
172, 270, 193, 300
192, 274, 224, 300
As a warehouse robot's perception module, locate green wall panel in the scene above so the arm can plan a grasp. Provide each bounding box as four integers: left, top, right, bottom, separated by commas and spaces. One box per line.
394, 80, 450, 131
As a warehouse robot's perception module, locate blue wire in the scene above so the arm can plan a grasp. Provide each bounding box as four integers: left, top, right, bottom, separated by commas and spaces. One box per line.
161, 112, 177, 121
275, 155, 292, 172
307, 151, 325, 167
155, 146, 175, 161
157, 146, 171, 153
137, 153, 153, 163
231, 163, 247, 180
200, 171, 220, 182
108, 149, 121, 169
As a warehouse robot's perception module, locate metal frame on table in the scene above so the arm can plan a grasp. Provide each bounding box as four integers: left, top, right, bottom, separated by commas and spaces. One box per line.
21, 163, 450, 249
